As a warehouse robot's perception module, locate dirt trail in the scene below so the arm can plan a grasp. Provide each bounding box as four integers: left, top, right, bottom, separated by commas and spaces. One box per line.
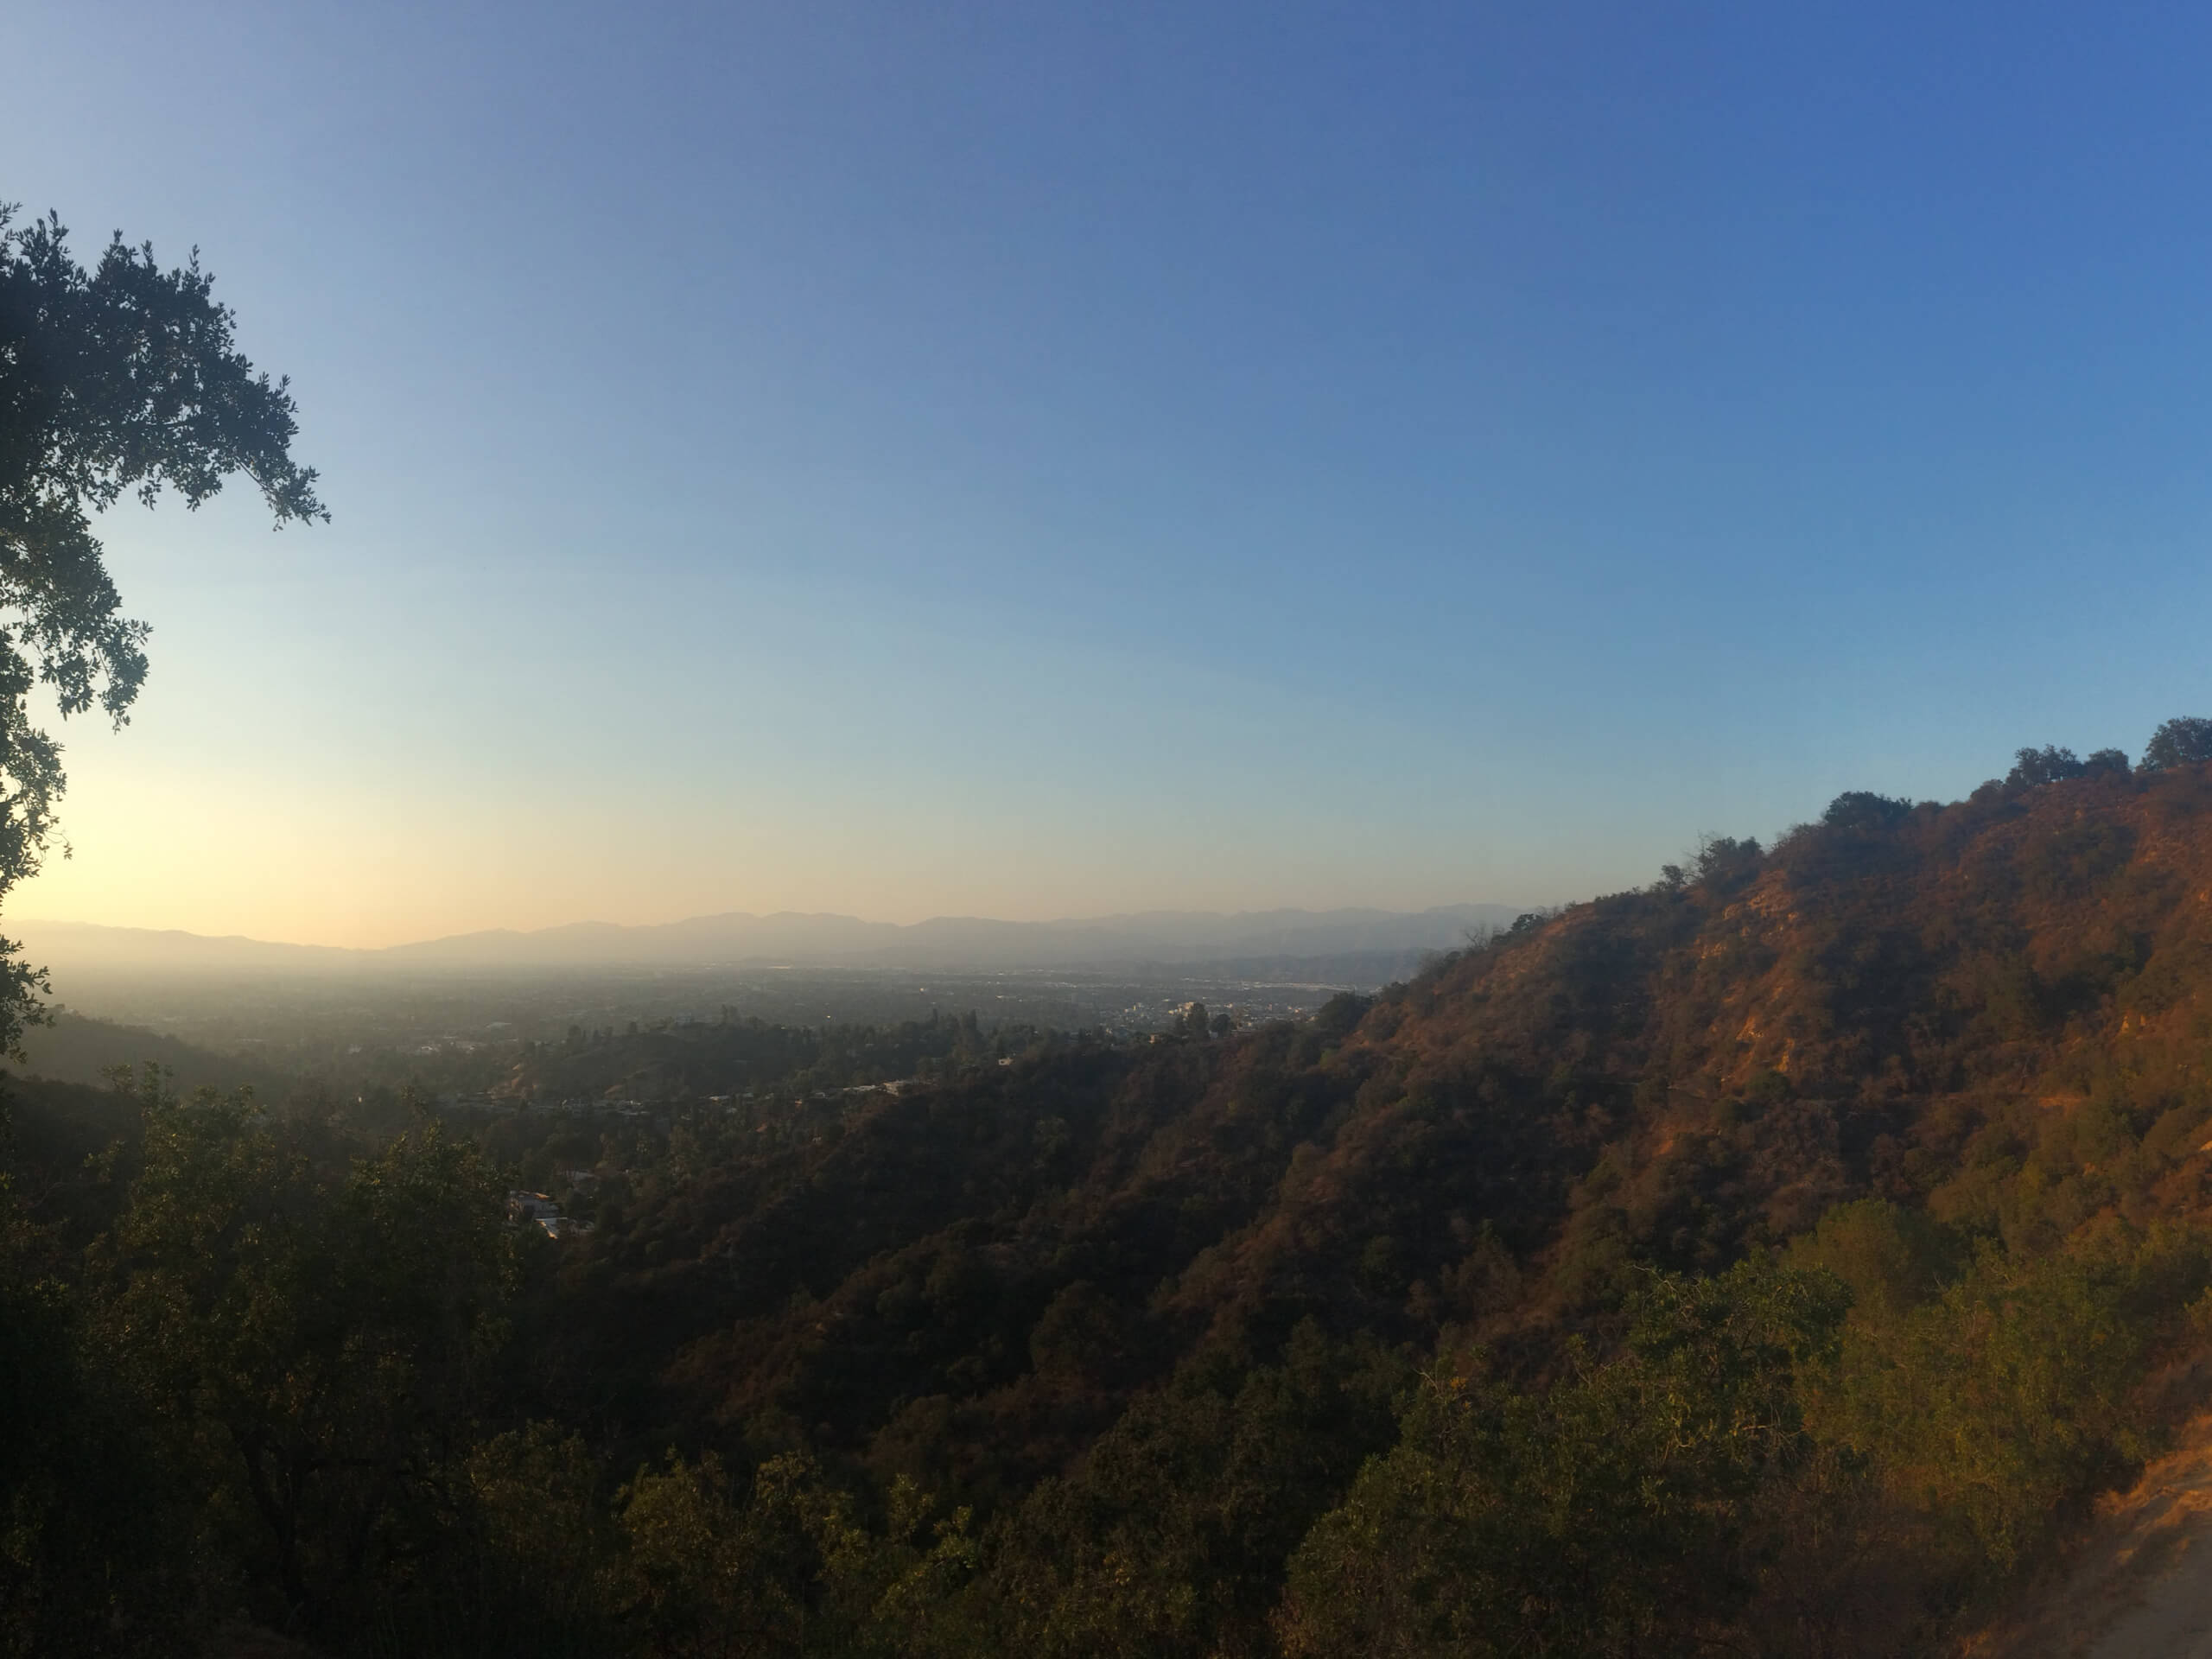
1976, 1416, 2212, 1657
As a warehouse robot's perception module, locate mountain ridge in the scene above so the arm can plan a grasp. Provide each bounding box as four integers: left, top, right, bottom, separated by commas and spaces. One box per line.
8, 902, 1532, 975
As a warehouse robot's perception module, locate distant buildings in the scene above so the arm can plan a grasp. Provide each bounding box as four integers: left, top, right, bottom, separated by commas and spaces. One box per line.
506, 1189, 593, 1239
507, 1190, 558, 1224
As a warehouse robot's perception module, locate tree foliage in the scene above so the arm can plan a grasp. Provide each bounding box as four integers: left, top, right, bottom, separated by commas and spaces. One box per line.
0, 207, 320, 1048
1822, 791, 1914, 831
1278, 1258, 1849, 1657
2143, 715, 2212, 772
2007, 744, 2086, 787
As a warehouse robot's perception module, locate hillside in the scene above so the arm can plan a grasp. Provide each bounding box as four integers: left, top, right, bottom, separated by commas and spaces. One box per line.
528, 759, 2212, 1651
21, 757, 2212, 1654
584, 763, 2212, 1413
7, 1010, 293, 1097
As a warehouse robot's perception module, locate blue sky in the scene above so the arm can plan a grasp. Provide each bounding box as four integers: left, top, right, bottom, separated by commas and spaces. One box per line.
8, 1, 2212, 944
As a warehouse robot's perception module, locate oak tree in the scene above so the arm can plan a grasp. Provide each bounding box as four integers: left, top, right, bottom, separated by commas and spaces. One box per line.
0, 206, 321, 1046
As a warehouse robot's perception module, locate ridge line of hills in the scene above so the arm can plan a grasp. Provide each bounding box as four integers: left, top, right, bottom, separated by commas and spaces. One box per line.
6, 901, 1531, 975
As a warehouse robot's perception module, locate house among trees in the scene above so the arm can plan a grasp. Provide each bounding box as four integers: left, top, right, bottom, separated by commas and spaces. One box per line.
506, 1190, 558, 1224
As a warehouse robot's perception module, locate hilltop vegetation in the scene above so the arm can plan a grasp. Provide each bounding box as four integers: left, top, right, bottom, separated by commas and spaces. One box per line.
19, 731, 2212, 1652
9, 1012, 290, 1099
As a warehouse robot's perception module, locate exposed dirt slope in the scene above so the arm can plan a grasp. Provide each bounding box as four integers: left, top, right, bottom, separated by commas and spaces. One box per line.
1972, 1406, 2212, 1658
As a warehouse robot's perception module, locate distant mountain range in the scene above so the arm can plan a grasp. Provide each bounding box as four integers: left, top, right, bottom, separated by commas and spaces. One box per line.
9, 905, 1532, 978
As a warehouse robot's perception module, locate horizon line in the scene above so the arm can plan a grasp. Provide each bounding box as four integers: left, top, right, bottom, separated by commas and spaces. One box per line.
6, 899, 1542, 957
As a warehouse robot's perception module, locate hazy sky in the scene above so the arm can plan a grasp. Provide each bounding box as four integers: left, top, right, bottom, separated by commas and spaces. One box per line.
9, 2, 2212, 946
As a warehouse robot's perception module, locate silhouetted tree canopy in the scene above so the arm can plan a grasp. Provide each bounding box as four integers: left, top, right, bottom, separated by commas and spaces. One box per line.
2143, 716, 2212, 772
2007, 745, 2086, 787
0, 206, 320, 1046
1694, 834, 1763, 891
1821, 791, 1914, 831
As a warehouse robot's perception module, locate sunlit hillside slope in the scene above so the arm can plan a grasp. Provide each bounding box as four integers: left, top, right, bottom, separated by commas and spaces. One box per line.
510, 759, 2212, 1653
590, 763, 2212, 1420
